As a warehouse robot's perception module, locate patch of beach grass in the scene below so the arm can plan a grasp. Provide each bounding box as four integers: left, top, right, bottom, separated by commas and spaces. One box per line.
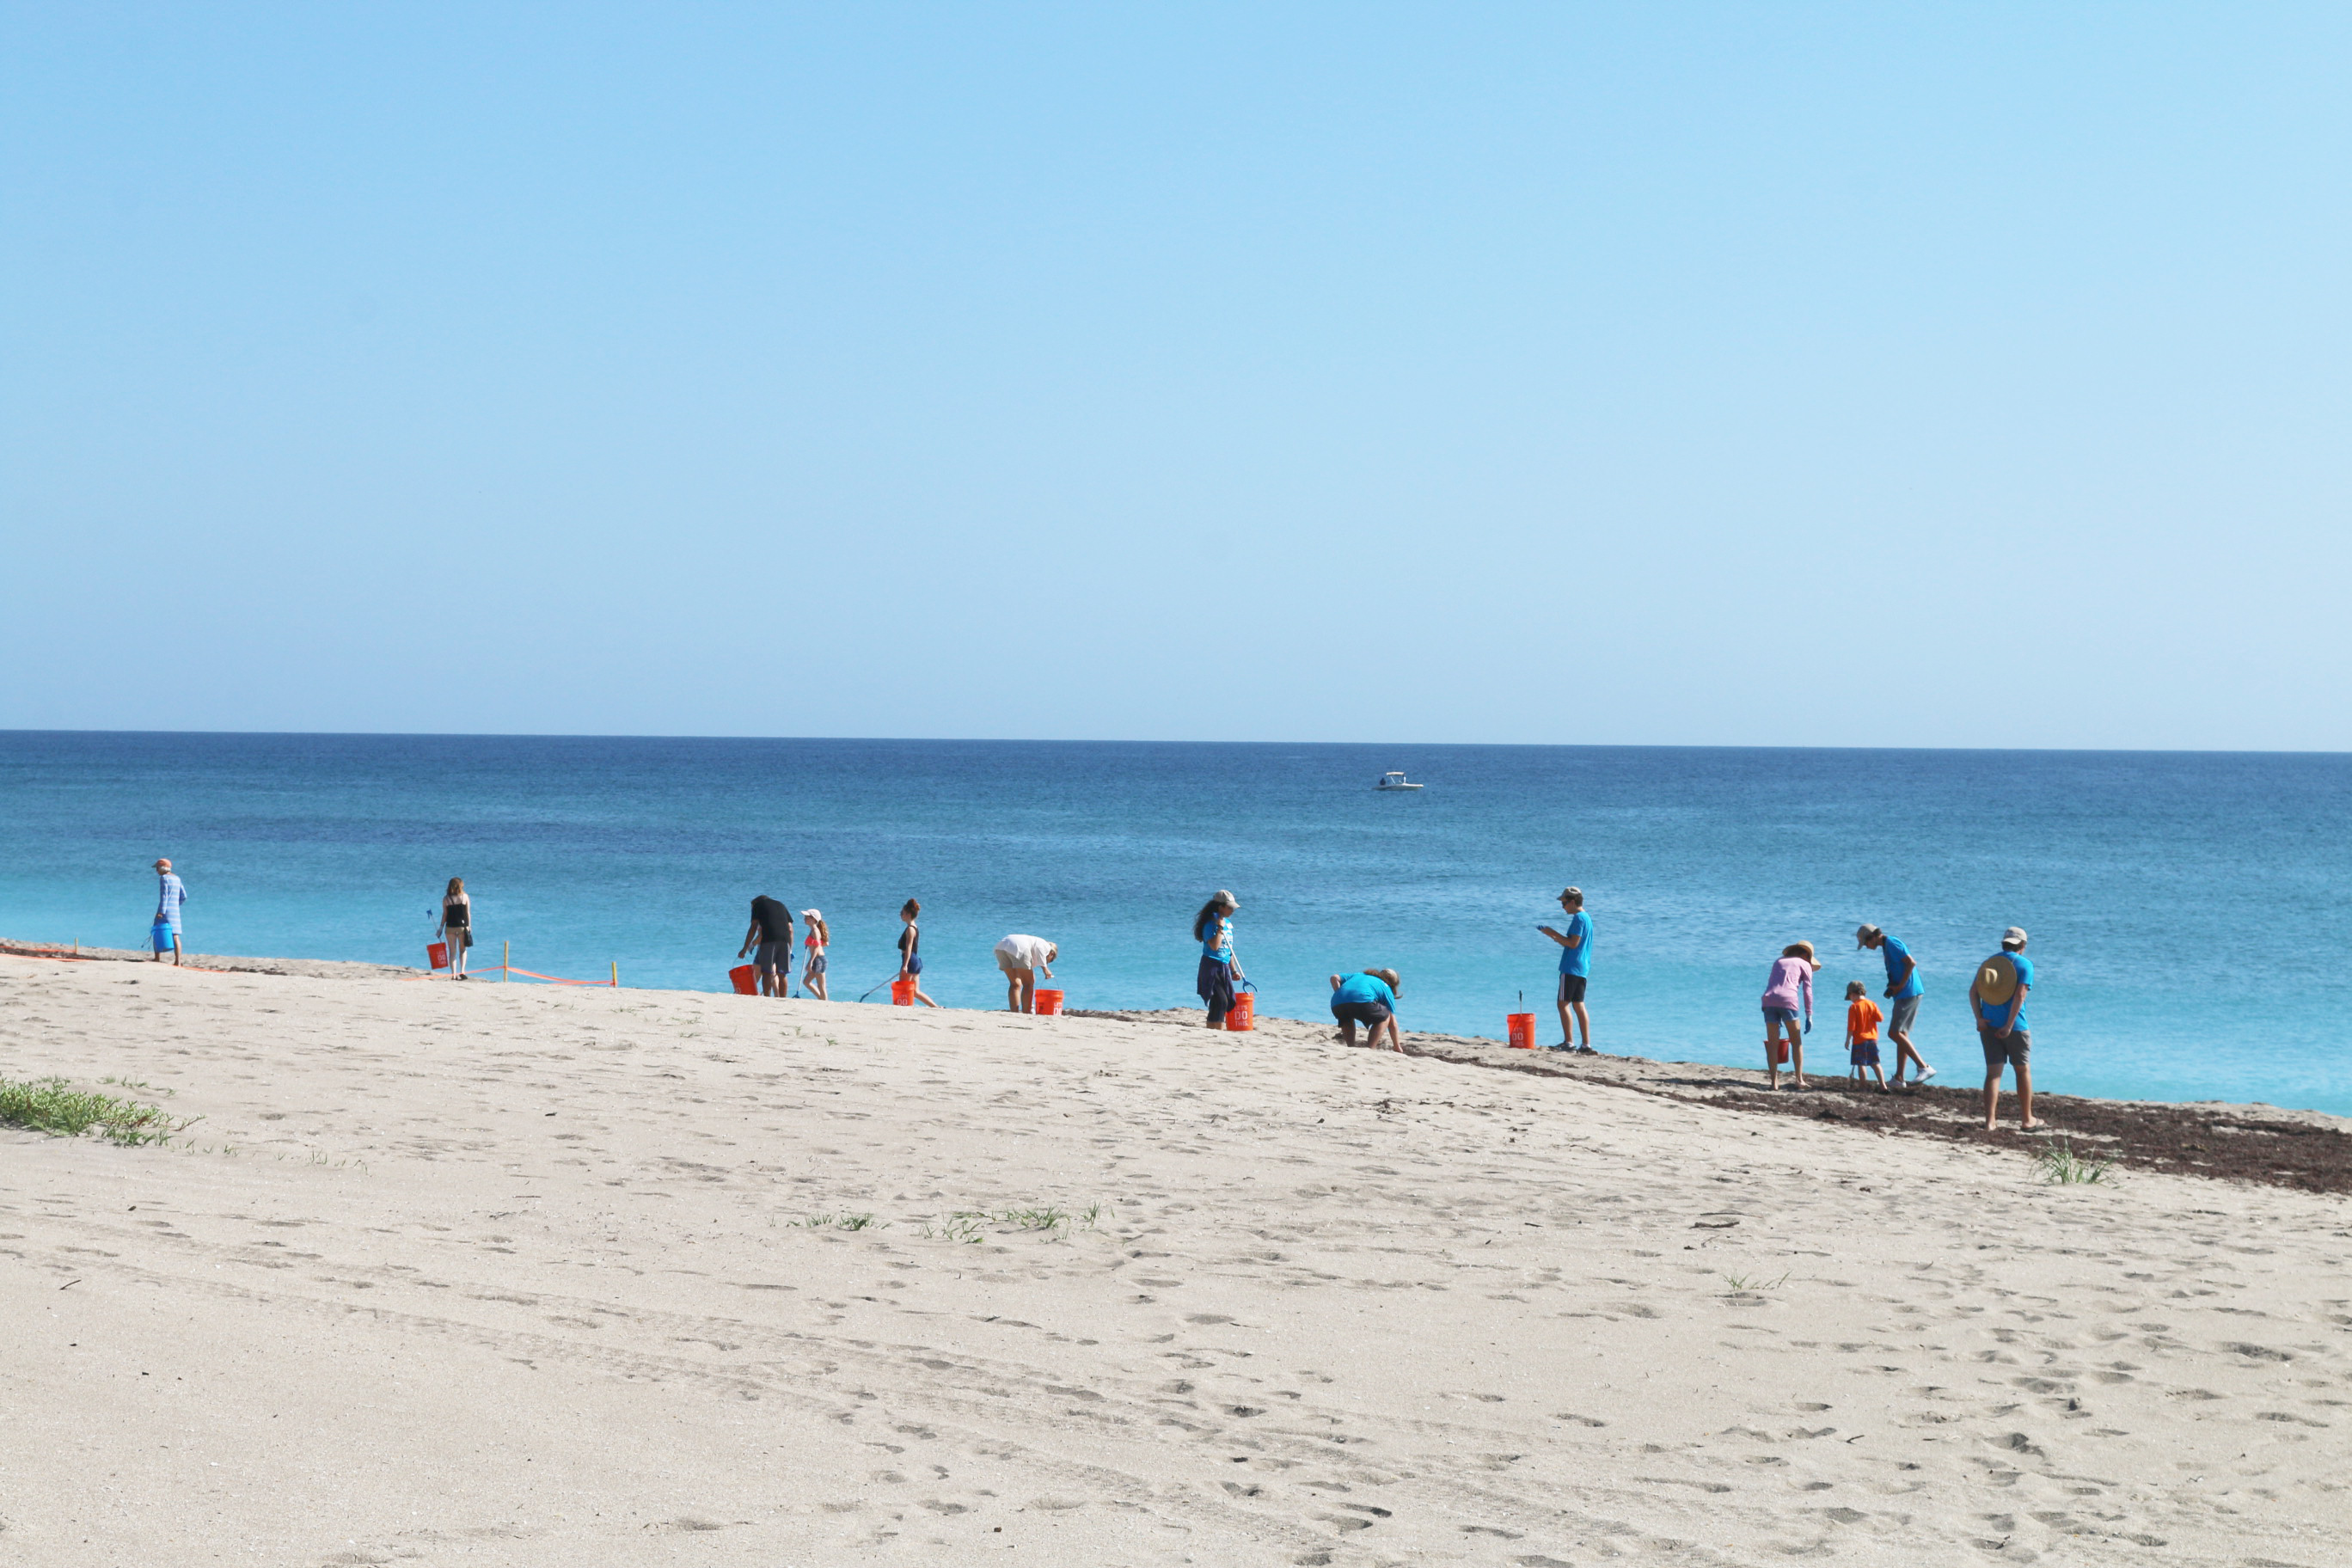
1720, 1271, 1790, 1294
791, 1212, 885, 1231
2035, 1140, 2116, 1185
1, 1075, 187, 1146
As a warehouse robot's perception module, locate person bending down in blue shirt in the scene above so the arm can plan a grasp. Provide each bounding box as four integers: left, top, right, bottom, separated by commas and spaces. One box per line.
1330, 969, 1402, 1053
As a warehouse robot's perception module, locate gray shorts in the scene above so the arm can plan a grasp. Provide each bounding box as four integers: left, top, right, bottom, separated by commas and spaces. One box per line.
1980, 1026, 2030, 1071
755, 941, 786, 973
1888, 993, 1921, 1036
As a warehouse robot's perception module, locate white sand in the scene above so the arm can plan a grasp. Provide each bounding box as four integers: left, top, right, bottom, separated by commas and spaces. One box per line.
3, 952, 2347, 1566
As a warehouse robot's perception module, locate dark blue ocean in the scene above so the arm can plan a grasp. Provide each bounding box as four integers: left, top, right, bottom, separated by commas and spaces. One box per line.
3, 732, 2346, 1115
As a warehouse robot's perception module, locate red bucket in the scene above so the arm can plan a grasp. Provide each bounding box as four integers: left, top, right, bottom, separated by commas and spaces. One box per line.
1033, 988, 1063, 1016
1768, 1038, 1791, 1066
891, 977, 916, 1007
1225, 991, 1255, 1032
729, 964, 757, 995
1506, 1012, 1535, 1049
428, 941, 450, 971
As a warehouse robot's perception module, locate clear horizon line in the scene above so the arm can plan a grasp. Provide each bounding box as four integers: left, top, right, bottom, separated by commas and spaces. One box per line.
2, 726, 2345, 758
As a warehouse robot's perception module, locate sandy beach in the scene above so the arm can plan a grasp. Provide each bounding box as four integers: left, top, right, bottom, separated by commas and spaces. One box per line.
3, 948, 2349, 1566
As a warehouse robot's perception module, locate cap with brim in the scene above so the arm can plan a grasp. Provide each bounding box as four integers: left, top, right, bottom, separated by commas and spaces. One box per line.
1855, 924, 1881, 947
2001, 926, 2029, 946
803, 910, 822, 922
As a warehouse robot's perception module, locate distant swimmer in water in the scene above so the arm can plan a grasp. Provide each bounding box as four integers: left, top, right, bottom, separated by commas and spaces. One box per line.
1193, 890, 1245, 1029
896, 900, 938, 1008
1329, 968, 1402, 1052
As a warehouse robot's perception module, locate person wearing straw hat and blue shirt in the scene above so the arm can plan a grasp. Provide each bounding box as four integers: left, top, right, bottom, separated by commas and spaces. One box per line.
1855, 924, 1935, 1086
150, 857, 187, 965
1970, 927, 2040, 1131
1536, 887, 1594, 1053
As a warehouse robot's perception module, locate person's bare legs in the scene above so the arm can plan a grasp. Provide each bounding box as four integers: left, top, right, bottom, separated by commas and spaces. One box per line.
1570, 999, 1591, 1051
1004, 965, 1035, 1013
910, 982, 939, 1008
806, 966, 827, 1001
2016, 1063, 2037, 1129
1554, 990, 1574, 1049
1335, 1018, 1361, 1047
1765, 1020, 1787, 1089
1890, 1034, 1923, 1082
171, 931, 182, 967
1982, 1065, 2003, 1130
1382, 1017, 1403, 1053
1790, 1029, 1805, 1089
761, 967, 782, 998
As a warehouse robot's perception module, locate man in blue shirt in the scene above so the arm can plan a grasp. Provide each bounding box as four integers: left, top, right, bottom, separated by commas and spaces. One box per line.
1856, 925, 1935, 1087
1537, 886, 1595, 1054
1328, 968, 1402, 1052
1969, 927, 2039, 1131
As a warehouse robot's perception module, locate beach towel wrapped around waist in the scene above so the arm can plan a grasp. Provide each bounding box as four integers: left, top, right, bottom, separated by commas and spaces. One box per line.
1196, 954, 1235, 1012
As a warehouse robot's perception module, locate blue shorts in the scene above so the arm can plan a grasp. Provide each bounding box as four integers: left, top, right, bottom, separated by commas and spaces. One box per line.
1850, 1041, 1881, 1067
1763, 1006, 1801, 1029
804, 952, 827, 975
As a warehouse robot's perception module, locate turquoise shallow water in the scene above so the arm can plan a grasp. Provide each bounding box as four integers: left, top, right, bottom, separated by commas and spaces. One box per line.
2, 732, 2347, 1114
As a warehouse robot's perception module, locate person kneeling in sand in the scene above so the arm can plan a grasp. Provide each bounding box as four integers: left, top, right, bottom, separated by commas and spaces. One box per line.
1330, 969, 1403, 1052
994, 933, 1057, 1013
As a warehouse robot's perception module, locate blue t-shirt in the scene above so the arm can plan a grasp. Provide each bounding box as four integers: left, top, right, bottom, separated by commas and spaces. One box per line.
1555, 910, 1593, 977
1975, 951, 2033, 1032
1880, 934, 1922, 1001
1200, 915, 1233, 964
1332, 972, 1397, 1010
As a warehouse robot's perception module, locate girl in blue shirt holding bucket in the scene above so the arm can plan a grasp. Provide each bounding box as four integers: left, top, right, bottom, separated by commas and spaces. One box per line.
1192, 891, 1246, 1028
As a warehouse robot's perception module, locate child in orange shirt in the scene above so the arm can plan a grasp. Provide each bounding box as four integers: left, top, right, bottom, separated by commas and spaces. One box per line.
1845, 980, 1885, 1090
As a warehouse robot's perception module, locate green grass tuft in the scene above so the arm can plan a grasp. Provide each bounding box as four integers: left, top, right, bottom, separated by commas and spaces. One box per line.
1, 1075, 186, 1146
2035, 1140, 2116, 1185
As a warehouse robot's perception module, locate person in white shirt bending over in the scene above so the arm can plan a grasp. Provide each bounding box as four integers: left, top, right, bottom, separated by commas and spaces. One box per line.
993, 934, 1057, 1014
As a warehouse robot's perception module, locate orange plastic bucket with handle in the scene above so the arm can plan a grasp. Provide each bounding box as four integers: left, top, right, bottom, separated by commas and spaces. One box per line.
1225, 989, 1255, 1032
1506, 1012, 1535, 1049
891, 977, 916, 1006
428, 941, 450, 971
1768, 1038, 1790, 1066
729, 965, 757, 995
1033, 988, 1063, 1016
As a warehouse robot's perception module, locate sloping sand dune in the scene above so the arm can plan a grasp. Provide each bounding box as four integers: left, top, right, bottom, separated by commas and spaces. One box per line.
3, 952, 2348, 1565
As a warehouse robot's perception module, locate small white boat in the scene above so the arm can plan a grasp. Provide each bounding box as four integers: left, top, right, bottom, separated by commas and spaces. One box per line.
1375, 771, 1424, 791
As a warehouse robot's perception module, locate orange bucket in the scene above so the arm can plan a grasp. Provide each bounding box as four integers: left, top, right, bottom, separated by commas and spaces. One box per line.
729, 964, 757, 995
1506, 1012, 1535, 1049
891, 977, 916, 1006
428, 941, 450, 972
1225, 991, 1255, 1032
1033, 988, 1063, 1016
1768, 1038, 1790, 1066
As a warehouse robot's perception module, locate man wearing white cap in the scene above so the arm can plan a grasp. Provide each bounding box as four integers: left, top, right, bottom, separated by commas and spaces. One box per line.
1969, 927, 2039, 1131
1855, 925, 1934, 1086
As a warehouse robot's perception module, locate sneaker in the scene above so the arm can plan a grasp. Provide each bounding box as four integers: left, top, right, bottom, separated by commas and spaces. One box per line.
1577, 1045, 1600, 1056
1915, 1065, 1938, 1084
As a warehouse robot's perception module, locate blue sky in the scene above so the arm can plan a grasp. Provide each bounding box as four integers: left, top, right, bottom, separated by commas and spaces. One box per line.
4, 3, 2348, 748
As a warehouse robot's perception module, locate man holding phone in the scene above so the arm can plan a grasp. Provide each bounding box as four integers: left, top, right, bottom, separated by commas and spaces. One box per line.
1537, 887, 1594, 1054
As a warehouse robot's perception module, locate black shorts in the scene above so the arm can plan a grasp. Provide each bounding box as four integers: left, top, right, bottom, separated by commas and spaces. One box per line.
1557, 974, 1589, 1005
1331, 1000, 1392, 1029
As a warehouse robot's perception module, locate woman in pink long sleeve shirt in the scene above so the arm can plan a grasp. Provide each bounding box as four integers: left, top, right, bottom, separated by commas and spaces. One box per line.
1761, 940, 1819, 1090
